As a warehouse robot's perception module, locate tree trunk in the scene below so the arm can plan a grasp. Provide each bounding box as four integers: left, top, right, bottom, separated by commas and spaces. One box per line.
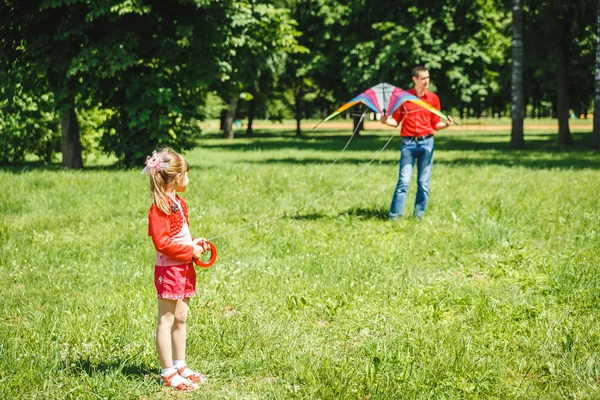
352, 114, 364, 136
60, 101, 83, 169
219, 109, 227, 130
475, 103, 482, 118
294, 88, 302, 137
557, 14, 573, 145
222, 96, 239, 140
296, 117, 302, 137
594, 0, 600, 149
246, 98, 255, 136
510, 0, 525, 149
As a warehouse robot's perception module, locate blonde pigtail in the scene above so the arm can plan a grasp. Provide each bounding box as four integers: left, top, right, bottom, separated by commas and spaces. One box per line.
150, 172, 171, 214
143, 148, 189, 214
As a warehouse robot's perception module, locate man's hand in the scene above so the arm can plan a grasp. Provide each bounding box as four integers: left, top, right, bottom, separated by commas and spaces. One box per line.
380, 115, 399, 127
436, 116, 454, 130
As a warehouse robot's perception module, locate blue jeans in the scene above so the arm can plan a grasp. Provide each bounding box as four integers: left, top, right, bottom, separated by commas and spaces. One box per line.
389, 136, 434, 219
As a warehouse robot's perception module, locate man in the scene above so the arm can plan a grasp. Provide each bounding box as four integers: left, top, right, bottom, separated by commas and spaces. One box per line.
381, 66, 453, 220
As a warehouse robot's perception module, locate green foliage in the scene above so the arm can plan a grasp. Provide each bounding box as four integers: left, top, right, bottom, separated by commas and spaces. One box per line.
217, 1, 306, 101
265, 92, 296, 120
0, 85, 59, 164
332, 0, 511, 113
2, 0, 599, 164
200, 92, 229, 120
77, 106, 112, 157
1, 0, 232, 167
522, 0, 598, 117
277, 0, 512, 119
82, 0, 232, 166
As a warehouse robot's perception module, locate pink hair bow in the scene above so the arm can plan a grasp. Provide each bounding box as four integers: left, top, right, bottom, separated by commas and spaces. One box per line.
141, 149, 170, 175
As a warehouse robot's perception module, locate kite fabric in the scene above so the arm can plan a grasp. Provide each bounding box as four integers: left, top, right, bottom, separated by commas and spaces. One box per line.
315, 82, 449, 128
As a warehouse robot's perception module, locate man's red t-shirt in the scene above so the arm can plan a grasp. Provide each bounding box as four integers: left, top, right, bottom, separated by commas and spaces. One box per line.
391, 88, 441, 137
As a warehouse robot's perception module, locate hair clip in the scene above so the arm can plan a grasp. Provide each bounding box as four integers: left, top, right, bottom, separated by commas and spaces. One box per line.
141, 149, 170, 175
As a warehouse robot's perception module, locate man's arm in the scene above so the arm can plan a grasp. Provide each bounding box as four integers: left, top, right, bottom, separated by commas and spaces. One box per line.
435, 115, 454, 130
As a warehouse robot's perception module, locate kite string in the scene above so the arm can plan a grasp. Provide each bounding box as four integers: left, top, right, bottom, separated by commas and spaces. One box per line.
208, 112, 367, 241
277, 105, 417, 217
275, 111, 367, 213
208, 124, 400, 241
297, 104, 419, 213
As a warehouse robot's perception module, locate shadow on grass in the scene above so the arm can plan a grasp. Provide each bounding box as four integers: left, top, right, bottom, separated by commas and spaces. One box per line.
286, 212, 334, 221
69, 356, 155, 378
3, 130, 598, 172
434, 156, 600, 170
243, 157, 396, 166
0, 162, 125, 174
201, 128, 361, 139
342, 206, 390, 220
200, 132, 394, 153
287, 206, 390, 221
201, 130, 595, 152
202, 131, 600, 170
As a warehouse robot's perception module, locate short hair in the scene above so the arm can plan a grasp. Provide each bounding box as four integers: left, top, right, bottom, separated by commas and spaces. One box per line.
412, 65, 428, 77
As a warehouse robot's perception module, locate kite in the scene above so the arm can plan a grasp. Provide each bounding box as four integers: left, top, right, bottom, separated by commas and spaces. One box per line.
314, 82, 450, 128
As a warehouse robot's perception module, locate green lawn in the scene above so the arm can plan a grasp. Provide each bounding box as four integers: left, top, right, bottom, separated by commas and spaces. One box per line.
1, 127, 599, 399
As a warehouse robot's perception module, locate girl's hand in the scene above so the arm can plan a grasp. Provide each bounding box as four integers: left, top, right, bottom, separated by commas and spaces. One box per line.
192, 238, 210, 259
193, 238, 210, 249
193, 245, 206, 259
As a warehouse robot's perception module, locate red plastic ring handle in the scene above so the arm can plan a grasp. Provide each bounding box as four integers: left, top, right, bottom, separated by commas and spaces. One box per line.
193, 241, 217, 268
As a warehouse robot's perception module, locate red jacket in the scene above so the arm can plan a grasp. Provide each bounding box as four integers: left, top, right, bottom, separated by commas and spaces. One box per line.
148, 195, 194, 262
392, 88, 441, 137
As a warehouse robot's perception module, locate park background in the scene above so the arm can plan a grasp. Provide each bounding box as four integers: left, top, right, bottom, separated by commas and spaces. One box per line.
2, 0, 600, 399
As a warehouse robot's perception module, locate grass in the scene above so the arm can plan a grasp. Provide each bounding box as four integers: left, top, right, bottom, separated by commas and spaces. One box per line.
1, 124, 599, 399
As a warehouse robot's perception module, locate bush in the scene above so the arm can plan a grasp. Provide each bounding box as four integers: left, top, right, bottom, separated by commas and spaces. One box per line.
0, 87, 60, 164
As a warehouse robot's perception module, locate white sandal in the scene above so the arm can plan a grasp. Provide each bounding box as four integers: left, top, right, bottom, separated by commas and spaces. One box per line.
160, 371, 198, 391
177, 365, 207, 384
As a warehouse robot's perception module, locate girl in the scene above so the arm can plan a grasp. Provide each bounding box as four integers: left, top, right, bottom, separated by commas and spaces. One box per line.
143, 148, 209, 392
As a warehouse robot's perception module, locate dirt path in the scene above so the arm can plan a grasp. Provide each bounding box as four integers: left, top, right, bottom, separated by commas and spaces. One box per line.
226, 121, 593, 131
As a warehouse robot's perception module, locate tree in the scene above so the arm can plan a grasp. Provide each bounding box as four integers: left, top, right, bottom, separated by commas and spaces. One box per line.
315, 0, 510, 121
1, 0, 230, 168
1, 0, 89, 168
593, 0, 600, 149
217, 1, 305, 140
280, 0, 321, 136
522, 0, 597, 145
0, 79, 59, 164
78, 0, 231, 167
243, 53, 289, 136
283, 0, 353, 130
510, 0, 524, 149
556, 9, 574, 145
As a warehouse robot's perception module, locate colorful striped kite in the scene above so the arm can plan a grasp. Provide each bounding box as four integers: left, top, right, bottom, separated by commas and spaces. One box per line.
314, 82, 449, 128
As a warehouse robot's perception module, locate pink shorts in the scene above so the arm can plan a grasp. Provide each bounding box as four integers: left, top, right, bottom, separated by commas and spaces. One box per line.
154, 263, 196, 300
